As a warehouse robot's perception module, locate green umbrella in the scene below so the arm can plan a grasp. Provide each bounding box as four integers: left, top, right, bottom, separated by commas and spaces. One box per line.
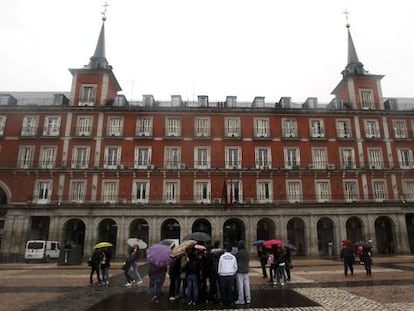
94, 241, 113, 249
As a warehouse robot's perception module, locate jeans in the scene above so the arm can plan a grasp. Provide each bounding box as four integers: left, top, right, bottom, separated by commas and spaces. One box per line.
101, 266, 109, 283
219, 275, 235, 306
150, 274, 164, 300
235, 273, 251, 303
276, 264, 286, 284
186, 273, 199, 303
90, 265, 101, 284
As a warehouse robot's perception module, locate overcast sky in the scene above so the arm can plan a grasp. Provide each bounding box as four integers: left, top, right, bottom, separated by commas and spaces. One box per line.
1, 0, 413, 103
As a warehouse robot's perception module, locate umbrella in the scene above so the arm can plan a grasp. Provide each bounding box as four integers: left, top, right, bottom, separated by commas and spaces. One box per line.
170, 240, 197, 257
182, 232, 212, 243
342, 239, 352, 245
253, 240, 265, 246
263, 239, 283, 248
283, 243, 297, 250
195, 244, 206, 250
146, 243, 172, 268
126, 238, 148, 249
94, 241, 113, 249
160, 239, 178, 249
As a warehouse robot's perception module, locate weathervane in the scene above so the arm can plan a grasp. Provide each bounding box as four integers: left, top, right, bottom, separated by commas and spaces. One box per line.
101, 1, 109, 21
343, 9, 350, 28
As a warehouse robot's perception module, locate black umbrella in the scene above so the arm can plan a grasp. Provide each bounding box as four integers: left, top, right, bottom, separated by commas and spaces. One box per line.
182, 232, 212, 243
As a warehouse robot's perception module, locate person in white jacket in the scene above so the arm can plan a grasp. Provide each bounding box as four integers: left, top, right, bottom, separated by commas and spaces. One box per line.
218, 245, 238, 306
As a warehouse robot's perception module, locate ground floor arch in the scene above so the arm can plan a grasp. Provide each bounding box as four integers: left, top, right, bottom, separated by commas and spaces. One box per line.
223, 218, 245, 247
256, 218, 275, 240
317, 217, 335, 256
287, 217, 305, 256
375, 216, 395, 254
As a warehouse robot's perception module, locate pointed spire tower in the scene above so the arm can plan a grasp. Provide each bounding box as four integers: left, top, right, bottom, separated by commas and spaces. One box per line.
331, 11, 384, 110
69, 7, 122, 107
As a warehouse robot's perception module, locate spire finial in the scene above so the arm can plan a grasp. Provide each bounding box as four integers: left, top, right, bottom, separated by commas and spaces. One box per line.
343, 9, 350, 28
101, 1, 109, 22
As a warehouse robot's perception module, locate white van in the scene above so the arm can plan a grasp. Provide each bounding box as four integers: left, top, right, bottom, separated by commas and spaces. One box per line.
24, 240, 61, 262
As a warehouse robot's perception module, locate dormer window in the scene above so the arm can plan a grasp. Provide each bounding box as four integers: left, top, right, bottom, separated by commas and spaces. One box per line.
360, 89, 375, 110
79, 85, 96, 106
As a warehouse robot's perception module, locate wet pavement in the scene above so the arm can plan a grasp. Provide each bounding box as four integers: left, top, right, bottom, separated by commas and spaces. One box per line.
1, 255, 414, 311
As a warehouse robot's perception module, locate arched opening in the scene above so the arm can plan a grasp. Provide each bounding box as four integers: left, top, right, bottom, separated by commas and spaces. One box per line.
405, 214, 414, 254
192, 218, 212, 236
256, 218, 275, 240
345, 216, 364, 243
98, 219, 118, 258
161, 218, 180, 243
63, 218, 86, 256
375, 216, 394, 254
129, 218, 149, 259
317, 217, 335, 257
223, 218, 245, 247
287, 217, 305, 256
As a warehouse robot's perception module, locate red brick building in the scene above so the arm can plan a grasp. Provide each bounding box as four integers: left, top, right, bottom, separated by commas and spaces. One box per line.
0, 19, 413, 260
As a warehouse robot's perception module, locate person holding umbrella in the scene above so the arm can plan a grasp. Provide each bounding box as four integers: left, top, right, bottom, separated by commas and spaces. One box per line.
89, 248, 102, 285
123, 244, 143, 287
100, 247, 111, 285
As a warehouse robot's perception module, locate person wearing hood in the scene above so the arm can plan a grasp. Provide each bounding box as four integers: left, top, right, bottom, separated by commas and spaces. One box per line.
234, 240, 251, 305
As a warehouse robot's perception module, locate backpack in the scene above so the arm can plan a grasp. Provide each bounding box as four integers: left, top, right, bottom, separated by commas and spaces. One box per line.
87, 257, 92, 266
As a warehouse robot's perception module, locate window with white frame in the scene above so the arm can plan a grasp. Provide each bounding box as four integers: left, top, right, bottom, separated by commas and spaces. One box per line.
43, 117, 61, 136
344, 180, 359, 202
284, 147, 300, 169
21, 116, 38, 136
286, 181, 302, 203
102, 181, 118, 203
282, 119, 297, 137
132, 180, 149, 203
194, 180, 210, 203
134, 147, 152, 169
35, 180, 52, 203
19, 146, 34, 168
194, 118, 210, 137
165, 147, 181, 169
39, 146, 56, 169
136, 117, 152, 136
164, 180, 179, 203
315, 180, 330, 202
77, 116, 93, 136
0, 116, 6, 136
72, 146, 90, 169
70, 181, 86, 203
255, 147, 271, 169
225, 180, 242, 203
340, 148, 356, 169
402, 180, 414, 202
360, 89, 375, 110
393, 120, 407, 139
310, 119, 325, 137
372, 180, 387, 202
312, 148, 327, 169
364, 120, 380, 138
225, 147, 241, 169
166, 117, 181, 137
336, 119, 352, 138
398, 148, 413, 169
225, 118, 240, 137
368, 148, 384, 169
194, 147, 210, 169
104, 147, 121, 169
79, 85, 96, 106
107, 117, 123, 136
257, 180, 272, 203
254, 118, 269, 137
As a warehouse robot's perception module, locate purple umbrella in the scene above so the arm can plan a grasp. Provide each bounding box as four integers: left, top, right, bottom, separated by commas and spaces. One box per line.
146, 243, 172, 268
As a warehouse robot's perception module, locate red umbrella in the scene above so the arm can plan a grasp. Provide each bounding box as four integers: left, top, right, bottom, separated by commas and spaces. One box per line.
263, 239, 283, 248
342, 239, 352, 245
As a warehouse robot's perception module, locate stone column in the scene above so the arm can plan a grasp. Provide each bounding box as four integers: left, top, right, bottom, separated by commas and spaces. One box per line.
395, 214, 410, 254
307, 216, 319, 256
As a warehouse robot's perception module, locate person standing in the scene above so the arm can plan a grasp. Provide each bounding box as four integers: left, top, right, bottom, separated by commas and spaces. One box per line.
284, 247, 292, 282
89, 248, 102, 285
274, 245, 287, 285
123, 244, 142, 287
168, 255, 181, 301
257, 245, 268, 279
360, 246, 373, 276
340, 242, 355, 276
218, 244, 238, 307
148, 262, 167, 304
100, 247, 111, 285
183, 249, 200, 306
234, 240, 251, 305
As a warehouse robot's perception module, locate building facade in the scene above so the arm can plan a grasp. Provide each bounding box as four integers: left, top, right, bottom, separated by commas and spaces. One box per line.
0, 20, 413, 261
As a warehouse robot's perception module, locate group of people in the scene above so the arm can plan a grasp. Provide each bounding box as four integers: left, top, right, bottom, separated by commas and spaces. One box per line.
89, 247, 111, 285
340, 241, 373, 276
257, 244, 293, 285
163, 240, 251, 307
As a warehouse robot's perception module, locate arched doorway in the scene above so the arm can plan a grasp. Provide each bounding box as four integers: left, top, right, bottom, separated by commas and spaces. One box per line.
287, 217, 305, 256
63, 218, 85, 255
406, 214, 414, 254
192, 218, 212, 236
98, 219, 117, 258
256, 218, 275, 240
375, 216, 394, 254
223, 218, 245, 247
161, 218, 180, 242
317, 217, 334, 256
129, 218, 149, 259
346, 216, 364, 243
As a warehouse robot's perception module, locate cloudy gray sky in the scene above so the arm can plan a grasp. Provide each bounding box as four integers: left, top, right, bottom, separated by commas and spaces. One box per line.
1, 0, 413, 103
